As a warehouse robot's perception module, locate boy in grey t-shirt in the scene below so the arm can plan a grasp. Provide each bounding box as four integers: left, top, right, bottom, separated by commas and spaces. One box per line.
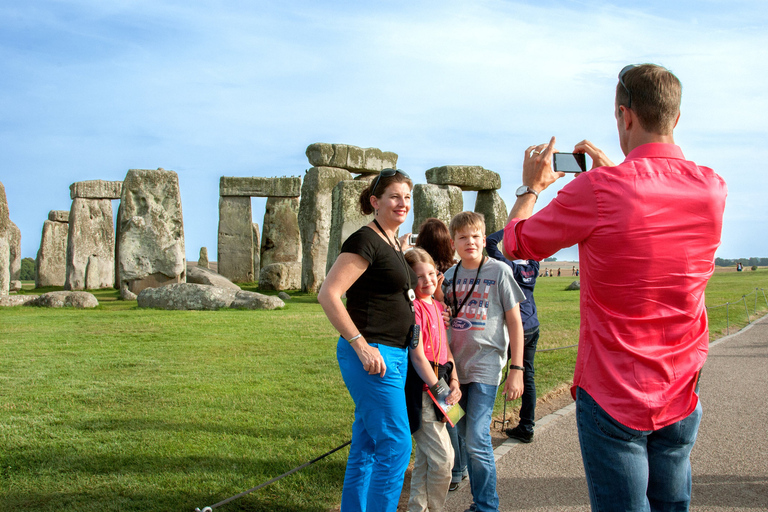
442, 212, 525, 512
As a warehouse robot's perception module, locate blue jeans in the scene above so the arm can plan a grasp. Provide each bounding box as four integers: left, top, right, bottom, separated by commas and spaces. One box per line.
447, 421, 468, 484
457, 382, 500, 512
337, 338, 411, 512
576, 387, 702, 512
518, 327, 539, 433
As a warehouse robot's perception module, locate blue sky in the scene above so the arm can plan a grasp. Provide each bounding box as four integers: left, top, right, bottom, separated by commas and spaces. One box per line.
2, 0, 766, 263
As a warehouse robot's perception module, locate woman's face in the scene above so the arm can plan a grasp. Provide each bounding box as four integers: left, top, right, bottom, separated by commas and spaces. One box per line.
412, 261, 438, 299
371, 181, 411, 227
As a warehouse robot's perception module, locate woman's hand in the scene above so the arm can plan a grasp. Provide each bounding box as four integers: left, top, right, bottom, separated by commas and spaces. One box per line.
351, 338, 387, 377
398, 232, 414, 251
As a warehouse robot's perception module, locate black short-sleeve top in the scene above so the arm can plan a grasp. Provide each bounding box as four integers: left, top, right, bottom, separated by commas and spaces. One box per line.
341, 226, 418, 349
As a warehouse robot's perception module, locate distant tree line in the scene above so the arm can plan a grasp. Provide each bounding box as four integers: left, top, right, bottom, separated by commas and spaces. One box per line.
20, 257, 35, 281
715, 257, 768, 267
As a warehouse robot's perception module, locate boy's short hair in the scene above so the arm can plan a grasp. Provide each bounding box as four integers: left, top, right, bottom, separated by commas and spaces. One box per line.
404, 247, 435, 269
449, 211, 486, 238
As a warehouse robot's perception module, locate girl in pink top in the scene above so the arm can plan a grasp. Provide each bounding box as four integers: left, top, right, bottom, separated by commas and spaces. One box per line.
404, 248, 461, 512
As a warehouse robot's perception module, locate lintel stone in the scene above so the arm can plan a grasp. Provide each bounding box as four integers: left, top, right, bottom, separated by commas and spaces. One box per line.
49, 210, 70, 223
69, 180, 123, 199
425, 165, 501, 191
219, 176, 301, 197
306, 143, 398, 174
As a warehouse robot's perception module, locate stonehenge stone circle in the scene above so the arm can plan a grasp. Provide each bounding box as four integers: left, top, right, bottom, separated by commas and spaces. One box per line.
70, 180, 123, 199
9, 221, 21, 292
261, 197, 301, 269
299, 166, 352, 293
259, 261, 301, 291
36, 211, 70, 288
425, 165, 501, 191
306, 143, 398, 174
198, 247, 209, 269
474, 190, 508, 235
117, 169, 186, 297
327, 179, 374, 273
412, 184, 464, 234
65, 197, 115, 290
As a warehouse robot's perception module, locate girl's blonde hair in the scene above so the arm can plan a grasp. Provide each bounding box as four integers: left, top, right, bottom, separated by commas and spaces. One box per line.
404, 247, 435, 270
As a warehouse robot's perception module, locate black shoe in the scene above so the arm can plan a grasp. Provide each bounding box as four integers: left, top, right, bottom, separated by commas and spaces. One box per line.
505, 425, 534, 443
449, 482, 460, 491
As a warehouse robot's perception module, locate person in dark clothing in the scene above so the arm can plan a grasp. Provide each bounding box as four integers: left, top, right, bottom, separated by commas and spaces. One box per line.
486, 229, 540, 443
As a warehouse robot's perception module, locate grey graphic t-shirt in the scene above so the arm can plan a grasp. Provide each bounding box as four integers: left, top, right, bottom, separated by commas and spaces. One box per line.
442, 258, 525, 386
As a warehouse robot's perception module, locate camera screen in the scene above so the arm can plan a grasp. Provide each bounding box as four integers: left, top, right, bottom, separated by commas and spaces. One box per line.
554, 153, 586, 173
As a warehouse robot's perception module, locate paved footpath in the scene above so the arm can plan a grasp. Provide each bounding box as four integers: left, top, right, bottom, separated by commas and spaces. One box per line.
445, 314, 768, 512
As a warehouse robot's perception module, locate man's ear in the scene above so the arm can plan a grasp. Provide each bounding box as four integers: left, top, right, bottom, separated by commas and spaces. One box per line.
619, 105, 633, 131
673, 111, 681, 129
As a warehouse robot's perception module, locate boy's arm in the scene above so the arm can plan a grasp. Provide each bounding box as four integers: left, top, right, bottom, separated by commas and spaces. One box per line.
503, 304, 524, 401
444, 343, 461, 403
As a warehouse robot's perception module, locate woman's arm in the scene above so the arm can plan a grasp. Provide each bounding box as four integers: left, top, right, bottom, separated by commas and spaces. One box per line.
318, 253, 388, 377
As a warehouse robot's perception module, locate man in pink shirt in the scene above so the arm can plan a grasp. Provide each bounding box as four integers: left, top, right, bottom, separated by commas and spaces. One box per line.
502, 64, 727, 511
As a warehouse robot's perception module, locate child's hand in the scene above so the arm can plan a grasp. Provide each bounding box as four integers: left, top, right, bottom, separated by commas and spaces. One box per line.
441, 306, 451, 327
446, 378, 462, 405
503, 369, 524, 401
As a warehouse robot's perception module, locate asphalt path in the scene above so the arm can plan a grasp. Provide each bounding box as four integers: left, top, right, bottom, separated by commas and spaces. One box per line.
444, 314, 768, 512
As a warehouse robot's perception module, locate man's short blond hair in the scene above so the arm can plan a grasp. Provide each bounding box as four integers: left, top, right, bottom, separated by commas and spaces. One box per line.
449, 211, 486, 239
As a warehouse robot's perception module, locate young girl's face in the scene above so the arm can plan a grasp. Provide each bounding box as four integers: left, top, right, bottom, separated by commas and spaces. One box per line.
412, 261, 438, 299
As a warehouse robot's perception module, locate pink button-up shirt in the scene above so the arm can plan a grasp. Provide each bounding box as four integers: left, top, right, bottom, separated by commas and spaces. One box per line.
504, 143, 727, 430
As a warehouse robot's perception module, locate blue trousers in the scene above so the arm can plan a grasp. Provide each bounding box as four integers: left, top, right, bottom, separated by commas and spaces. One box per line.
336, 338, 411, 512
576, 387, 702, 512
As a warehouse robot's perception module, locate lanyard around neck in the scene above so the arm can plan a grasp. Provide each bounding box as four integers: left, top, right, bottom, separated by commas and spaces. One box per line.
451, 257, 486, 319
372, 219, 413, 306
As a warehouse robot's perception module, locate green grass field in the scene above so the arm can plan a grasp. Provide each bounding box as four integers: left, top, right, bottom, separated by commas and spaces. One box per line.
1, 270, 767, 511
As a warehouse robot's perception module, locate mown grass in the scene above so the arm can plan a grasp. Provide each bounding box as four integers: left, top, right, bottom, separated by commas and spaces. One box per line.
2, 270, 767, 511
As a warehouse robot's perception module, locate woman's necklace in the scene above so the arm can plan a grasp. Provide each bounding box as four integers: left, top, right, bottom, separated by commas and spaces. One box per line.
372, 219, 415, 309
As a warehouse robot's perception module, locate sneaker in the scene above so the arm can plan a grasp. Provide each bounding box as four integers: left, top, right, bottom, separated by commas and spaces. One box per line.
449, 472, 468, 491
505, 425, 534, 443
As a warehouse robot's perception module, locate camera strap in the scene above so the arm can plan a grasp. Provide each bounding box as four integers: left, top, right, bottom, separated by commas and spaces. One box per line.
372, 219, 415, 312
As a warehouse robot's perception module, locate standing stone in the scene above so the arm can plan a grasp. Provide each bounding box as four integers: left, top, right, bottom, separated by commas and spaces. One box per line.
218, 196, 254, 283
299, 166, 352, 293
0, 181, 9, 295
65, 198, 115, 290
327, 180, 373, 273
474, 190, 508, 235
198, 247, 209, 269
412, 184, 463, 234
252, 223, 261, 282
117, 169, 186, 296
36, 213, 70, 288
8, 221, 21, 292
261, 197, 301, 269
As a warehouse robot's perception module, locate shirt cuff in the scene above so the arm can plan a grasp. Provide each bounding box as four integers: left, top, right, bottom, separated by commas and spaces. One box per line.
503, 219, 524, 258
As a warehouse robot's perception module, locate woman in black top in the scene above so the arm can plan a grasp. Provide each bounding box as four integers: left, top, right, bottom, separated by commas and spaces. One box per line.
318, 169, 439, 512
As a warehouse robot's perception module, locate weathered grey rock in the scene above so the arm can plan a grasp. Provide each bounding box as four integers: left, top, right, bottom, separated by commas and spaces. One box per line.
425, 166, 501, 191
36, 218, 69, 288
327, 180, 374, 272
299, 166, 352, 293
48, 210, 70, 222
117, 169, 186, 295
278, 291, 291, 301
137, 282, 283, 310
259, 262, 302, 291
217, 196, 254, 283
566, 281, 581, 291
412, 184, 464, 233
261, 197, 301, 269
8, 221, 21, 290
198, 247, 209, 269
121, 287, 137, 301
305, 143, 398, 174
65, 198, 115, 290
219, 177, 301, 197
474, 190, 508, 235
230, 290, 285, 310
0, 181, 9, 295
32, 291, 99, 308
0, 295, 36, 307
187, 265, 241, 290
252, 223, 261, 282
69, 180, 123, 199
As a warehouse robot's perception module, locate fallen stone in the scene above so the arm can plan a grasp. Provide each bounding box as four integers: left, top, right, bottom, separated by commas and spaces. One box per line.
566, 281, 580, 291
198, 247, 209, 269
305, 143, 398, 174
217, 196, 255, 283
260, 197, 301, 268
474, 190, 508, 235
48, 210, 70, 222
32, 291, 99, 308
219, 176, 301, 197
412, 184, 464, 234
187, 265, 241, 290
327, 180, 373, 272
65, 198, 115, 290
137, 282, 283, 310
0, 295, 37, 307
69, 180, 123, 199
299, 166, 352, 293
425, 165, 501, 191
278, 291, 291, 301
117, 168, 186, 295
259, 262, 302, 291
